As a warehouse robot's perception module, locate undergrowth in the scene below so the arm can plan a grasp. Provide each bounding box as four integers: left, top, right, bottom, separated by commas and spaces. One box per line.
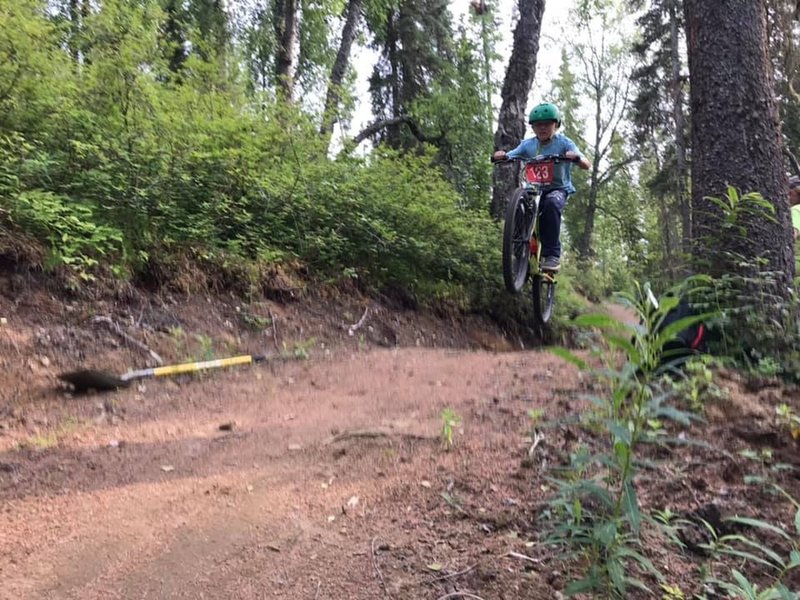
545, 279, 800, 598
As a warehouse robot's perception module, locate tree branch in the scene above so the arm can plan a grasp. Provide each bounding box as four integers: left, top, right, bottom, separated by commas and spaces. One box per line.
597, 155, 638, 187
350, 116, 441, 146
596, 204, 645, 239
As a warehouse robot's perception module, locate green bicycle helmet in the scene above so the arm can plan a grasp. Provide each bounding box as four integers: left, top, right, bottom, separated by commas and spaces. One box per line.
529, 103, 561, 126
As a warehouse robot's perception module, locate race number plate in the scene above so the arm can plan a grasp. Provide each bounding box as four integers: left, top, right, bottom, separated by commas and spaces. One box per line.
524, 161, 554, 184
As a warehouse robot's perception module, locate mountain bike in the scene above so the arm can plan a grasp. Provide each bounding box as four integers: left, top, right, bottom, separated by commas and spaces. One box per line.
493, 154, 579, 324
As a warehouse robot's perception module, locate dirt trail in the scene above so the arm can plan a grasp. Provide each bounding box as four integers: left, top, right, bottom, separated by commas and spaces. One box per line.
0, 346, 582, 600
4, 289, 799, 599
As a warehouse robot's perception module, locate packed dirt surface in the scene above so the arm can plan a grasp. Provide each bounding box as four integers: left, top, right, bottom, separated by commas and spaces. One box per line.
2, 282, 799, 599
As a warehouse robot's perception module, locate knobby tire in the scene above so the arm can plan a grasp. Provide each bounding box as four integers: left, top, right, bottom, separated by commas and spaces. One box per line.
502, 188, 532, 293
531, 273, 555, 324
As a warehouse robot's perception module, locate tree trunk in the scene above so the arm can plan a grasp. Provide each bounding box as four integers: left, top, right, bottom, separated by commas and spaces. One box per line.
658, 190, 677, 281
320, 0, 363, 142
668, 0, 690, 257
490, 0, 546, 218
479, 1, 494, 135
162, 0, 188, 76
66, 0, 92, 64
386, 11, 403, 147
684, 0, 793, 295
575, 170, 599, 258
274, 0, 298, 100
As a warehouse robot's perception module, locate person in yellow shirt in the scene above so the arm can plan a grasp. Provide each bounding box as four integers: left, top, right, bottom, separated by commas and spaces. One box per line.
790, 175, 800, 240
790, 175, 800, 279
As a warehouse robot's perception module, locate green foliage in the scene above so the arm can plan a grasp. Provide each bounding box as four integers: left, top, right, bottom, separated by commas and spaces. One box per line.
194, 333, 214, 361
0, 0, 75, 134
296, 0, 340, 99
775, 404, 800, 441
409, 31, 494, 211
691, 188, 800, 382
703, 186, 777, 236
282, 337, 316, 360
551, 275, 798, 598
6, 188, 125, 279
440, 407, 460, 450
545, 279, 714, 597
660, 582, 686, 599
664, 355, 726, 412
0, 0, 503, 309
692, 507, 800, 599
656, 498, 800, 600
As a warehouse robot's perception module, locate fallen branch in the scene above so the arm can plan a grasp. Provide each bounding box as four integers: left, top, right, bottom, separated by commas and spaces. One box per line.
346, 306, 370, 337
324, 428, 432, 445
528, 430, 544, 457
504, 551, 542, 564
371, 536, 392, 599
435, 592, 486, 600
91, 316, 163, 365
423, 563, 477, 584
268, 308, 280, 352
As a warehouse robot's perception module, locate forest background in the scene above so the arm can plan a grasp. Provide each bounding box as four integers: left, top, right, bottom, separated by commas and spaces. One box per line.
2, 0, 800, 371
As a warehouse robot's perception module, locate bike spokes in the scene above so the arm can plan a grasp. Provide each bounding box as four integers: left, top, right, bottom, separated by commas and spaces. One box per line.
502, 189, 532, 293
510, 205, 529, 275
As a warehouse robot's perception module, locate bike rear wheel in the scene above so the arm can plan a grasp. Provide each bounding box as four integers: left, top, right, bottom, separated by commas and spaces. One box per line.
531, 273, 556, 324
502, 188, 533, 293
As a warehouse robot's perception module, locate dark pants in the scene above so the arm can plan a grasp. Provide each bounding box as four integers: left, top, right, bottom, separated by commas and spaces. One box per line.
539, 189, 567, 259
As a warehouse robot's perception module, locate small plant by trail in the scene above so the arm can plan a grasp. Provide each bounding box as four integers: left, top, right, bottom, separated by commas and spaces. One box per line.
776, 404, 800, 441
544, 276, 800, 598
665, 354, 726, 412
545, 279, 713, 597
440, 408, 461, 450
281, 338, 316, 360
686, 493, 800, 599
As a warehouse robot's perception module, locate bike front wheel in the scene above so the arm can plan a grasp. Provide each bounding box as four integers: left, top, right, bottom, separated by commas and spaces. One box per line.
531, 273, 556, 324
502, 188, 533, 293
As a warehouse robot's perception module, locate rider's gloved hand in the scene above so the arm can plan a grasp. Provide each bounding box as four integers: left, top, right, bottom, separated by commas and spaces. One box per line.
491, 150, 508, 163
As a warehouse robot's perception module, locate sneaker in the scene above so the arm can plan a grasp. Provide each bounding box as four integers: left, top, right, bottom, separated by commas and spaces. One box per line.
542, 256, 561, 271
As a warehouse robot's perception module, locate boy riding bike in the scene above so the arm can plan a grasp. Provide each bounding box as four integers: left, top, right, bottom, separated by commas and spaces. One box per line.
492, 103, 590, 271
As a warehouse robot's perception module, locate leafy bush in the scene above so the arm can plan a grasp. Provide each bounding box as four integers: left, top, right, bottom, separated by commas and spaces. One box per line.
546, 280, 712, 596
7, 190, 124, 279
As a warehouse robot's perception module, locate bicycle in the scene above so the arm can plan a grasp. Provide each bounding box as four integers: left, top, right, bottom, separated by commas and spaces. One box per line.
493, 154, 580, 324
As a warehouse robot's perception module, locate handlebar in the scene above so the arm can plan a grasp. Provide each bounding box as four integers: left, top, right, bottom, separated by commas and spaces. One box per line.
491, 154, 580, 165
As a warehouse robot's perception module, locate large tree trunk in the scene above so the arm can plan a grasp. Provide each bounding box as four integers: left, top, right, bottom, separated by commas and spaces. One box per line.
668, 0, 690, 256
479, 1, 495, 134
390, 13, 405, 146
490, 0, 546, 218
68, 0, 80, 62
274, 0, 298, 100
684, 0, 793, 296
67, 0, 90, 63
162, 0, 189, 76
320, 0, 363, 142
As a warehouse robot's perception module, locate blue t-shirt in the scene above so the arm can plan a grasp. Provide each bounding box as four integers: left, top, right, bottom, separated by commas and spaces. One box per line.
506, 133, 583, 194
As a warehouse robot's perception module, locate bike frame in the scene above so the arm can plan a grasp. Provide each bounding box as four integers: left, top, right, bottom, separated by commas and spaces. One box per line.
519, 180, 555, 283
497, 153, 574, 323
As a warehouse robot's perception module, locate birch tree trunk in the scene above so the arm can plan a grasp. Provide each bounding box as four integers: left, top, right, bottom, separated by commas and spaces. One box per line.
274, 0, 298, 100
320, 0, 363, 143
